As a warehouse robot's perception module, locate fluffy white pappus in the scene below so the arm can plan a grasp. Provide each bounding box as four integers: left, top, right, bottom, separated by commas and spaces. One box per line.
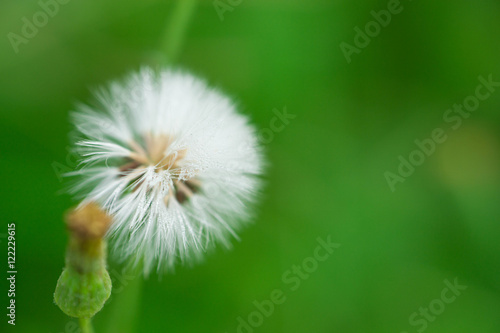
67, 68, 264, 275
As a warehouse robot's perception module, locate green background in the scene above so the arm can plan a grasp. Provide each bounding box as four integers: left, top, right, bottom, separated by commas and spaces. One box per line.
1, 0, 500, 332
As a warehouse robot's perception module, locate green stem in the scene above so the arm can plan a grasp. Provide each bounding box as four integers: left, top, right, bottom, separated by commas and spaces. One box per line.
159, 0, 198, 64
79, 317, 94, 333
104, 266, 143, 333
101, 2, 197, 330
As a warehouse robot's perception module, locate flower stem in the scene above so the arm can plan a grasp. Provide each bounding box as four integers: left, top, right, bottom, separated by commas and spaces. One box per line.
159, 0, 197, 64
104, 266, 143, 333
101, 3, 197, 331
79, 317, 94, 333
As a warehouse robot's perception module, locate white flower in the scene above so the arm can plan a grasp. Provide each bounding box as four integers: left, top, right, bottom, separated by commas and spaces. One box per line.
68, 68, 264, 275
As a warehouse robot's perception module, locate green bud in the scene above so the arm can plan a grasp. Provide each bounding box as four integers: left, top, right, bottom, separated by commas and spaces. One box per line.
55, 266, 111, 318
54, 203, 113, 319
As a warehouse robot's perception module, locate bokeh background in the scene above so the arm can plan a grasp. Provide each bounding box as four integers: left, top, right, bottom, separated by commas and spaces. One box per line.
1, 0, 500, 332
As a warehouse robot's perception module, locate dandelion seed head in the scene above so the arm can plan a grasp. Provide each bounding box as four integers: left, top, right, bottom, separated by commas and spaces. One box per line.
68, 68, 264, 275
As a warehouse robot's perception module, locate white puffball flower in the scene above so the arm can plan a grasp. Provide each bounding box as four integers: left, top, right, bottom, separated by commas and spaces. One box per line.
68, 68, 264, 275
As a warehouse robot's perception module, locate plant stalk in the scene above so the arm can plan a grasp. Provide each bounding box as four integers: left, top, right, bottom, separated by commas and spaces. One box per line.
159, 0, 197, 64
79, 317, 94, 333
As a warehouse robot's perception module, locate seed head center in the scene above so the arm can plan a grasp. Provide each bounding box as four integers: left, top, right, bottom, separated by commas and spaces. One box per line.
124, 133, 198, 205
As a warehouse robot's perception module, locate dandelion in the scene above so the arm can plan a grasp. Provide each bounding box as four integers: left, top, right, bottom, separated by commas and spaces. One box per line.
68, 68, 264, 275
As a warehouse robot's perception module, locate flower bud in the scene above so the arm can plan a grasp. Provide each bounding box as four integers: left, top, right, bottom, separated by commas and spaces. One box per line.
54, 202, 113, 318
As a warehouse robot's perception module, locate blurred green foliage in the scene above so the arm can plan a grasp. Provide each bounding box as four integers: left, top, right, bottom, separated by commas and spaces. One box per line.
1, 0, 500, 332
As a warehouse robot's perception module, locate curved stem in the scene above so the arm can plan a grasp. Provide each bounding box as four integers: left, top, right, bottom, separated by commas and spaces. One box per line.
159, 0, 198, 64
104, 265, 143, 333
101, 3, 197, 331
79, 317, 94, 333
